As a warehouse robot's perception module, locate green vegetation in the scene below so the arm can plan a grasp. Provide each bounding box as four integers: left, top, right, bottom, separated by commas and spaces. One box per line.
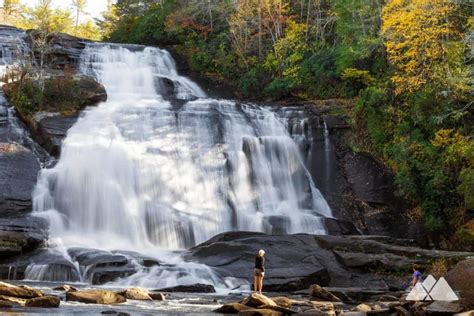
3, 72, 84, 116
102, 0, 473, 248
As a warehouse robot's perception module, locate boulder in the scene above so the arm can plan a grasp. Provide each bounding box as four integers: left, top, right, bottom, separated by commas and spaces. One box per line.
425, 301, 463, 315
309, 285, 341, 302
354, 303, 372, 312
259, 305, 296, 314
0, 282, 43, 298
149, 292, 166, 301
76, 75, 107, 106
272, 297, 292, 308
0, 294, 26, 305
119, 287, 152, 301
53, 284, 78, 292
446, 259, 474, 306
25, 295, 60, 308
215, 302, 252, 313
156, 283, 215, 293
238, 308, 281, 316
240, 293, 277, 308
66, 290, 126, 304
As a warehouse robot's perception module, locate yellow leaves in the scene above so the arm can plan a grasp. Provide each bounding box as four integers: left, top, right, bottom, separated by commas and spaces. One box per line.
382, 0, 467, 95
341, 68, 374, 85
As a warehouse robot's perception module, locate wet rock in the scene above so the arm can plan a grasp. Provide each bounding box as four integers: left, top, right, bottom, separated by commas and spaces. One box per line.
25, 295, 60, 308
156, 283, 216, 293
66, 290, 126, 304
0, 143, 40, 217
238, 308, 281, 316
309, 284, 341, 302
425, 301, 463, 315
0, 281, 43, 298
0, 294, 26, 305
67, 247, 136, 284
392, 305, 409, 316
76, 75, 107, 105
239, 293, 277, 308
119, 287, 152, 301
53, 284, 78, 292
0, 299, 15, 308
446, 258, 474, 306
149, 292, 166, 301
215, 302, 251, 313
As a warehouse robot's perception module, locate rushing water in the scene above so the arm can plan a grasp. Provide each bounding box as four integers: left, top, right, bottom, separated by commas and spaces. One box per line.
19, 43, 332, 287
33, 44, 331, 251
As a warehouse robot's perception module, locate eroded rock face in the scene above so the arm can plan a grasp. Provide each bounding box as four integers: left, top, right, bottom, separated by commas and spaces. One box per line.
0, 144, 39, 217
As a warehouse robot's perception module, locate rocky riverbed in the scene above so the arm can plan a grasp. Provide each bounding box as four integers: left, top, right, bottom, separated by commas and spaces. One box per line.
0, 279, 472, 315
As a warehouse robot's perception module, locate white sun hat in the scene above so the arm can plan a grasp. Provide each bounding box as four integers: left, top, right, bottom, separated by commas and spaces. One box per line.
258, 249, 265, 256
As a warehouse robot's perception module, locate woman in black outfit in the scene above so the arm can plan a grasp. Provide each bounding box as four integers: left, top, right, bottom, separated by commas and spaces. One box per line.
254, 249, 265, 294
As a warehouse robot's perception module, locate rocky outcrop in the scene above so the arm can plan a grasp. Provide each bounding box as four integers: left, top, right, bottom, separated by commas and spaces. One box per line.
186, 232, 473, 292
445, 258, 474, 307
7, 75, 107, 156
66, 290, 126, 304
26, 31, 91, 70
0, 143, 39, 217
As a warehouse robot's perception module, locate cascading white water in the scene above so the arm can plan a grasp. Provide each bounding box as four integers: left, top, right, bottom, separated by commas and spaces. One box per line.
33, 43, 332, 253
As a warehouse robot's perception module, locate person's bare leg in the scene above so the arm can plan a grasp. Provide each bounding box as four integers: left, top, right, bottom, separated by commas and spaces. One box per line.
253, 275, 257, 293
258, 276, 263, 294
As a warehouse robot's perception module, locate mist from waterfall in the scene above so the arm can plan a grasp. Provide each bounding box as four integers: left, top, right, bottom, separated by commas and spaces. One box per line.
32, 43, 331, 252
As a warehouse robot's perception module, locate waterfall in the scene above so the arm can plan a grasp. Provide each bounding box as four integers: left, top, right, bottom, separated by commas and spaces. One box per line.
32, 43, 332, 252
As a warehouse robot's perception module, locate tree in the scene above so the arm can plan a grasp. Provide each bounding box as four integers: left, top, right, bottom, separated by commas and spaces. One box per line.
382, 0, 471, 96
71, 0, 86, 28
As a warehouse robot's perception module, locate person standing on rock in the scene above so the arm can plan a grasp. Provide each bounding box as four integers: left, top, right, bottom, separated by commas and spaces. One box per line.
254, 249, 265, 294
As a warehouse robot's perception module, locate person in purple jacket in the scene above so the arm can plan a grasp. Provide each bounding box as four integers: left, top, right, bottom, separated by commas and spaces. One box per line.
412, 264, 422, 286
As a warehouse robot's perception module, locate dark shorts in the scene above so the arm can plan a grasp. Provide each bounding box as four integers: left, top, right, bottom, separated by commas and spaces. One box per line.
254, 268, 265, 277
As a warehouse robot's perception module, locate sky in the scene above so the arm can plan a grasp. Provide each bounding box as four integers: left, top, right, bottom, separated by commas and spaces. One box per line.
20, 0, 109, 21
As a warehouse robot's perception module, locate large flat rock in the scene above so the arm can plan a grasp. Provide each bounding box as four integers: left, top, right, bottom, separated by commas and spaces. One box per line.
185, 232, 473, 292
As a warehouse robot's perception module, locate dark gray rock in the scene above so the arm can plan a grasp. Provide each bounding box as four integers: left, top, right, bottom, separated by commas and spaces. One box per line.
185, 232, 473, 292
0, 216, 48, 261
26, 31, 90, 69
156, 284, 216, 293
0, 144, 40, 217
67, 248, 137, 285
342, 152, 393, 205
